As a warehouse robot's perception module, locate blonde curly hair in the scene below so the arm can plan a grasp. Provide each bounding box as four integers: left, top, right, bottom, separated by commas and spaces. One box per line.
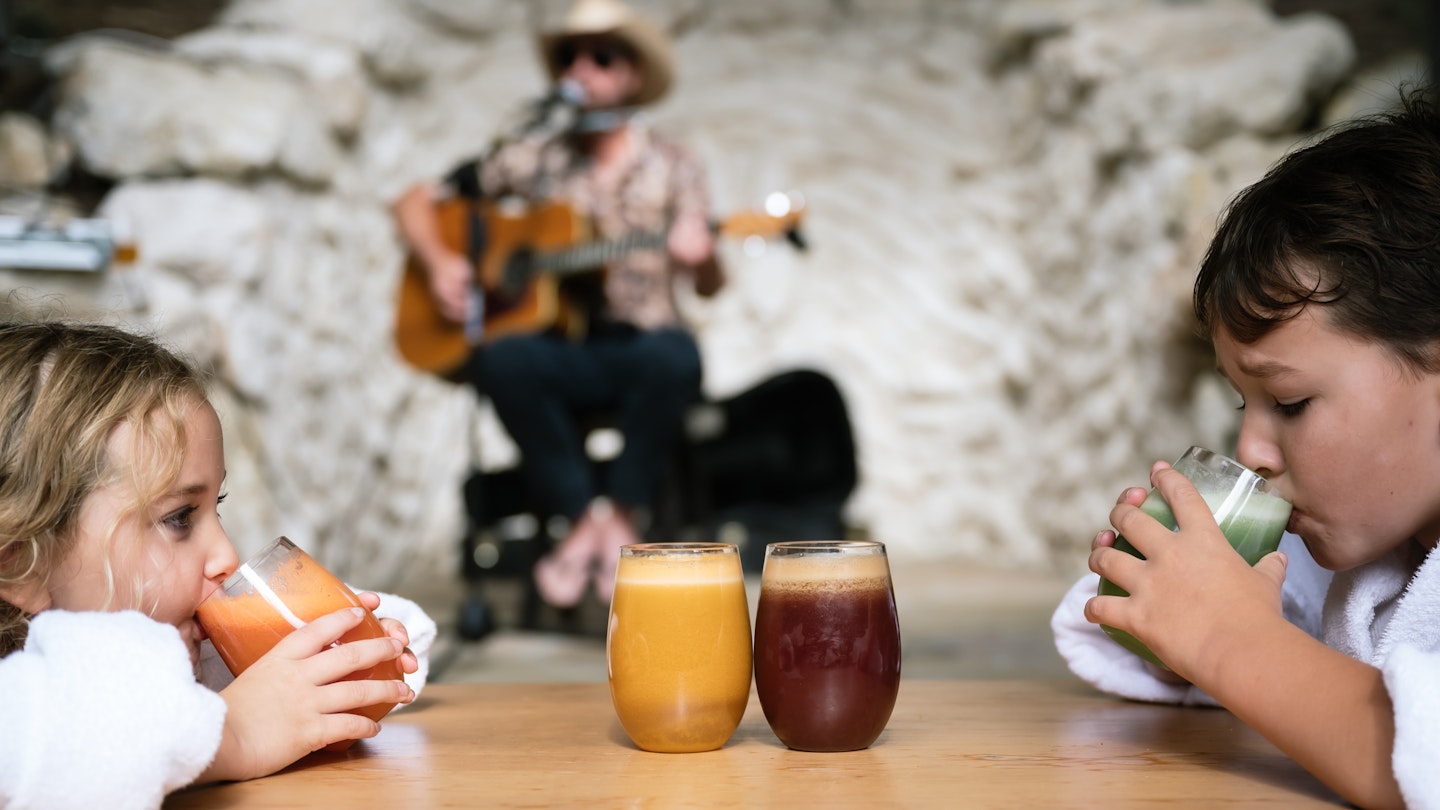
0, 321, 207, 655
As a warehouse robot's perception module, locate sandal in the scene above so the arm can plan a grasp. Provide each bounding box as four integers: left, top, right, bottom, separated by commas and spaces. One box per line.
534, 518, 601, 608
592, 504, 642, 604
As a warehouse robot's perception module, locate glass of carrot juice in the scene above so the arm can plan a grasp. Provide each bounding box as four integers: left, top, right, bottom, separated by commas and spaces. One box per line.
195, 536, 403, 723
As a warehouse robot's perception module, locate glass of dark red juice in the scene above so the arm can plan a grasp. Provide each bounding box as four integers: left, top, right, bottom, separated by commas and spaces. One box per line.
753, 540, 902, 752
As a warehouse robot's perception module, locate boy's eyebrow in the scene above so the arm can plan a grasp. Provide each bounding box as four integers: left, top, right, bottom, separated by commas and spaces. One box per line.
1224, 358, 1299, 380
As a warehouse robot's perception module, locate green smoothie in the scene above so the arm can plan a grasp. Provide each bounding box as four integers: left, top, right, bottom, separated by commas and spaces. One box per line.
1097, 483, 1292, 669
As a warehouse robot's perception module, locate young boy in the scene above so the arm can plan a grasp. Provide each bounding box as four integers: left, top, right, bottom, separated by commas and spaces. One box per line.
1052, 90, 1440, 810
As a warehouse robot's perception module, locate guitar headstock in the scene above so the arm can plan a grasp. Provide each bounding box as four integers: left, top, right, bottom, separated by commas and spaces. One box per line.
717, 191, 808, 254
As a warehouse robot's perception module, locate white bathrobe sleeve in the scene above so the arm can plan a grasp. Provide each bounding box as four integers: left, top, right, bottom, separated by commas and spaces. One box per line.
1382, 645, 1440, 809
197, 587, 437, 706
0, 610, 227, 810
373, 589, 437, 704
1050, 572, 1219, 706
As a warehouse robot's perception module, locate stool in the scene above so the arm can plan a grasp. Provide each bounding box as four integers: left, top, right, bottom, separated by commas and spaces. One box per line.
455, 406, 710, 640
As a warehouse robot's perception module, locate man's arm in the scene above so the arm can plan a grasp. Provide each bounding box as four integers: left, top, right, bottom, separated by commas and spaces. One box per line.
391, 181, 473, 324
666, 208, 725, 298
691, 254, 725, 298
392, 182, 448, 270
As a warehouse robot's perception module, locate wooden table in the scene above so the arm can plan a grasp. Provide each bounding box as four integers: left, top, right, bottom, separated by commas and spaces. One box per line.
166, 680, 1343, 808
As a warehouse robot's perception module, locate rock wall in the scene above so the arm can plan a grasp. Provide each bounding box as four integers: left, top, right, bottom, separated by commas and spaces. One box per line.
0, 0, 1369, 586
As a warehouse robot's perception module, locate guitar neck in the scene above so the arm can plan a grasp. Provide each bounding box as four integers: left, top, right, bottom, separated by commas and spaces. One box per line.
539, 231, 667, 276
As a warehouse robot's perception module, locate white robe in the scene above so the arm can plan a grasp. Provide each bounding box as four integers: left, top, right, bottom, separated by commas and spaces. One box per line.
1052, 533, 1440, 809
0, 594, 435, 810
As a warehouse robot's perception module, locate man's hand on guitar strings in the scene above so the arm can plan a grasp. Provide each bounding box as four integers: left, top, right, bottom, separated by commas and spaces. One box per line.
425, 250, 476, 324
667, 210, 715, 267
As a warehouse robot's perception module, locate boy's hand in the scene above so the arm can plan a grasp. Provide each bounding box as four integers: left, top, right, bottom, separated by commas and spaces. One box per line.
1083, 461, 1290, 684
201, 608, 415, 784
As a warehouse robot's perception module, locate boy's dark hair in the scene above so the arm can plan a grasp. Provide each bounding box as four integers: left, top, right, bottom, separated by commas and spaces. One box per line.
1194, 87, 1440, 372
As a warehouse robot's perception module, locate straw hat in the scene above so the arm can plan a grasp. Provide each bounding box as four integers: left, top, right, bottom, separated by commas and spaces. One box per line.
538, 0, 675, 106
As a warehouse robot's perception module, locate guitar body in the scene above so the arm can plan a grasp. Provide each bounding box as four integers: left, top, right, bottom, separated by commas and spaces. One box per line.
393, 191, 806, 379
393, 198, 592, 378
479, 200, 592, 343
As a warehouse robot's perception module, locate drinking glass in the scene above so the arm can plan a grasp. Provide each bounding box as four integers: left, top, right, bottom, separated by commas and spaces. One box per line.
196, 536, 403, 723
606, 542, 752, 753
753, 540, 902, 752
1097, 446, 1293, 668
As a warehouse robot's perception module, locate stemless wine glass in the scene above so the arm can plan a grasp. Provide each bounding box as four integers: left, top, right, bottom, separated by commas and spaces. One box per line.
196, 536, 403, 723
1097, 446, 1293, 668
753, 540, 902, 752
606, 542, 752, 753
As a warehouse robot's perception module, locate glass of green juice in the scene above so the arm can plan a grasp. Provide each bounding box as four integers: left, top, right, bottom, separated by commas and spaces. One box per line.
1097, 446, 1292, 669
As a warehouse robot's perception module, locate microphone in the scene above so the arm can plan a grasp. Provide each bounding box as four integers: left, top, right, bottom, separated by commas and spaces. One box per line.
522, 79, 586, 133
539, 78, 587, 110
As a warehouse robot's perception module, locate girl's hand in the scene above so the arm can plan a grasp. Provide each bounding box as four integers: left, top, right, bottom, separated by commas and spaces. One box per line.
356, 590, 420, 676
201, 608, 415, 784
1083, 461, 1290, 684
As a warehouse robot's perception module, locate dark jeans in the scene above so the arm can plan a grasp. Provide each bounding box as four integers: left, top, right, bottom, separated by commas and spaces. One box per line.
466, 325, 702, 522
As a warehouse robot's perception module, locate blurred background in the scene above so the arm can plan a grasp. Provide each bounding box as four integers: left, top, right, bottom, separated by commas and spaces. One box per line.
0, 0, 1429, 677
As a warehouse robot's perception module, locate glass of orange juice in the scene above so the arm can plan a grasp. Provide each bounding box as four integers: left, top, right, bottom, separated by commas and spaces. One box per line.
606, 542, 752, 753
196, 536, 403, 723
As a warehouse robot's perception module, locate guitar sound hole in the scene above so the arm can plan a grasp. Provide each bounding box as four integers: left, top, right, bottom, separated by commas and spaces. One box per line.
501, 249, 535, 300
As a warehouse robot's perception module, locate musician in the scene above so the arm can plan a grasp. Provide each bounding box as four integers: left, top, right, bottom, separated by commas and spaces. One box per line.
392, 0, 724, 609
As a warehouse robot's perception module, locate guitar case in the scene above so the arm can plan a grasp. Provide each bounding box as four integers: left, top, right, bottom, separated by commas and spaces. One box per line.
456, 367, 858, 638
688, 368, 858, 571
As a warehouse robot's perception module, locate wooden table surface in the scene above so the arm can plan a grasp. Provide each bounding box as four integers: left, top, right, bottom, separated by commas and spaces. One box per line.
166, 680, 1343, 808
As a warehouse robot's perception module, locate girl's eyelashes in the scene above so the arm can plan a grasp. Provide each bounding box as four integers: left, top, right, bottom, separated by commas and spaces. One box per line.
1274, 399, 1310, 418
162, 505, 198, 535
158, 491, 226, 536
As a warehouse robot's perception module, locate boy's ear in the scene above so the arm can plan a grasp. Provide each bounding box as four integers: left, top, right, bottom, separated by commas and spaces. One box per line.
0, 580, 52, 614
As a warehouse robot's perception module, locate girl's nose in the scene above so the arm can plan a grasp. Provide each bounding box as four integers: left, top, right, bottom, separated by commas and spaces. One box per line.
209, 530, 241, 584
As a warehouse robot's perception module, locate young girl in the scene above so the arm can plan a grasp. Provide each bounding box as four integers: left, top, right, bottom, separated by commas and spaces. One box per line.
0, 321, 436, 809
1052, 92, 1440, 810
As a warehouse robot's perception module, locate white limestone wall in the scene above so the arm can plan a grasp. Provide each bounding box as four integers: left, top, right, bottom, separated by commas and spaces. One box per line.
0, 0, 1364, 586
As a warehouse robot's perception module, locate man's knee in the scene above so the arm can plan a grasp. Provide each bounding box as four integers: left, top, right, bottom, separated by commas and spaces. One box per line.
638, 331, 702, 386
476, 337, 550, 389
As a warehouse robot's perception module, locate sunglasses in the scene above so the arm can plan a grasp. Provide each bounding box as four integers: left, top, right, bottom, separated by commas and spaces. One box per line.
554, 39, 633, 71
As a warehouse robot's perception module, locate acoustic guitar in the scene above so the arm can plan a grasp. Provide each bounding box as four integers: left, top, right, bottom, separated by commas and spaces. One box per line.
393, 194, 806, 378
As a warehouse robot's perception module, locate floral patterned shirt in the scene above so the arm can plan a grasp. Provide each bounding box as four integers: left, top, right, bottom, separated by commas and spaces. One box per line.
445, 119, 711, 331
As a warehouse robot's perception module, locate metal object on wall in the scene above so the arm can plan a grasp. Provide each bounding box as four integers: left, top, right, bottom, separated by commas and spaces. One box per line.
0, 215, 120, 272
